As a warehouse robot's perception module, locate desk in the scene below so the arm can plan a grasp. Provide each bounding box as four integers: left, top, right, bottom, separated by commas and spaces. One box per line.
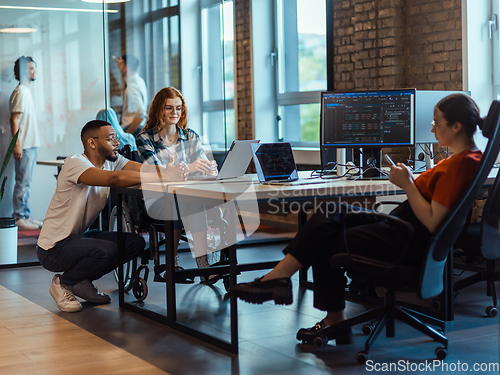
116, 168, 500, 353
116, 174, 408, 353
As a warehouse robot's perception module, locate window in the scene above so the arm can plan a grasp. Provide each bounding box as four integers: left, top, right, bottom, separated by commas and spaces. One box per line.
463, 0, 494, 151
275, 0, 326, 145
200, 0, 235, 148
146, 13, 180, 93
107, 0, 180, 115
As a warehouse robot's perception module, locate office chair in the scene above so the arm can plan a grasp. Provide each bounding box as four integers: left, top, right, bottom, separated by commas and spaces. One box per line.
305, 100, 500, 364
453, 168, 500, 317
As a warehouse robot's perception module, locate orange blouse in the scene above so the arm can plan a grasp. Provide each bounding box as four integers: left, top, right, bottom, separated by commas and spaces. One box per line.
414, 150, 483, 208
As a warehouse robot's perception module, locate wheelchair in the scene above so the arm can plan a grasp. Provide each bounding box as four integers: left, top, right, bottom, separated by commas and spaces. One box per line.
109, 147, 232, 301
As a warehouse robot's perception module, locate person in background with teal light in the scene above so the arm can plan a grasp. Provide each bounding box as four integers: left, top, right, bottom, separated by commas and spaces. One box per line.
96, 108, 137, 152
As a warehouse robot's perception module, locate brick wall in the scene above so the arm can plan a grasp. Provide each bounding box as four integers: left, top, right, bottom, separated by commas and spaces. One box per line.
405, 0, 463, 90
333, 0, 463, 91
333, 0, 356, 91
332, 0, 462, 163
234, 0, 254, 140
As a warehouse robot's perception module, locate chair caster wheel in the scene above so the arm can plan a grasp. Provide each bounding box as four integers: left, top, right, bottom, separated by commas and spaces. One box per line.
431, 299, 441, 309
435, 346, 448, 360
356, 351, 369, 364
133, 278, 148, 301
314, 336, 328, 348
486, 306, 498, 317
362, 323, 374, 335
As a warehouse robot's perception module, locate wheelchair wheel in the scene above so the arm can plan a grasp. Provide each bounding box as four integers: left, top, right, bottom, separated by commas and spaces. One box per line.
207, 227, 222, 265
207, 209, 230, 265
132, 277, 148, 301
109, 202, 134, 292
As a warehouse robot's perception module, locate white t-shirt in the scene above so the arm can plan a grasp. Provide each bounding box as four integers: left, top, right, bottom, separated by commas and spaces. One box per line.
37, 153, 128, 250
9, 84, 40, 149
122, 72, 148, 131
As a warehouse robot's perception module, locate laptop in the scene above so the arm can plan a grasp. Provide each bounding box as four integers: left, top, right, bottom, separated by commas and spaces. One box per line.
190, 139, 260, 181
251, 142, 325, 185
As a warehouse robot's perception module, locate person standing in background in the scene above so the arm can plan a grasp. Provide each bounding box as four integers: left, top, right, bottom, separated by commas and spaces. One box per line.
9, 56, 42, 231
114, 55, 148, 136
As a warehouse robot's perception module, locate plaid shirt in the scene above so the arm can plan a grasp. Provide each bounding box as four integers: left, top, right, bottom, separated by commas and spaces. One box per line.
136, 126, 208, 166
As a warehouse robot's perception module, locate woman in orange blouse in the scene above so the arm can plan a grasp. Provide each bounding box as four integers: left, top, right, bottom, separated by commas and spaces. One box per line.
233, 93, 483, 344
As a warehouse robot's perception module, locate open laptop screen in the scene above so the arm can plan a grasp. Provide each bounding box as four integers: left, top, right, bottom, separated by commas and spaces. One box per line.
189, 139, 259, 181
252, 142, 299, 182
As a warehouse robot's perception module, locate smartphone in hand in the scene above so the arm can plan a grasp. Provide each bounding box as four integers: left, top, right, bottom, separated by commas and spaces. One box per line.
385, 154, 396, 166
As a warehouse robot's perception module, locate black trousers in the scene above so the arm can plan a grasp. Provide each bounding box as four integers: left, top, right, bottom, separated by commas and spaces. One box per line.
37, 230, 145, 286
283, 201, 428, 312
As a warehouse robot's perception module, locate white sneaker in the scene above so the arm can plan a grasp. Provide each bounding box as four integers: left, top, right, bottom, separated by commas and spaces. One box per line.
15, 218, 39, 231
27, 217, 43, 228
49, 274, 83, 312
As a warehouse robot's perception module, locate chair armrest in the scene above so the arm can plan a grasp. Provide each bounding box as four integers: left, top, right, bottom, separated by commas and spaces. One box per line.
344, 211, 414, 235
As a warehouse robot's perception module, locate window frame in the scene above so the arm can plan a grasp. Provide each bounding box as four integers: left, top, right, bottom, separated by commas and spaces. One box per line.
273, 0, 327, 146
199, 0, 235, 148
107, 0, 181, 111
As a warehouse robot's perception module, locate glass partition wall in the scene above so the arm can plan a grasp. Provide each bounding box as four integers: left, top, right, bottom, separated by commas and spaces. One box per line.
0, 0, 232, 266
0, 1, 108, 266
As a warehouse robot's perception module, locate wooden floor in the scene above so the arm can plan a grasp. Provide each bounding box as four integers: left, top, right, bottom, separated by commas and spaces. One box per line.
0, 285, 167, 375
0, 241, 498, 374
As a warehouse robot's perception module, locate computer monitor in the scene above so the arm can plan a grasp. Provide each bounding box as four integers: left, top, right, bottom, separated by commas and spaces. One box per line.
321, 89, 415, 148
320, 89, 415, 177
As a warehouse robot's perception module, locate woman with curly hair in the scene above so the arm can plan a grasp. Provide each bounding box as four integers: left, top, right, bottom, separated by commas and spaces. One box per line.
136, 87, 220, 284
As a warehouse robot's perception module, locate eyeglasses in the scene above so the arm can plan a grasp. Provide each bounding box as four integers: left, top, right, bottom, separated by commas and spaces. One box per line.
92, 136, 120, 144
165, 106, 184, 113
431, 120, 447, 129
